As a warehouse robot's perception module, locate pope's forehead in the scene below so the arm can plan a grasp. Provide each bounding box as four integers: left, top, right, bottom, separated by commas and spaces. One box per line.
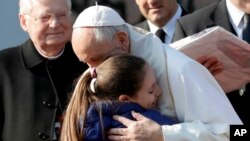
73, 28, 110, 48
73, 27, 93, 36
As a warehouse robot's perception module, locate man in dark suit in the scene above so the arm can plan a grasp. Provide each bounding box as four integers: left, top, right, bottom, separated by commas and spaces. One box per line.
0, 0, 88, 141
135, 0, 187, 44
173, 0, 249, 125
135, 0, 223, 75
178, 0, 220, 13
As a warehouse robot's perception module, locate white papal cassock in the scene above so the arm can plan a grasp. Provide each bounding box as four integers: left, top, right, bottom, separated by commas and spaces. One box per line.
128, 24, 242, 141
73, 5, 242, 141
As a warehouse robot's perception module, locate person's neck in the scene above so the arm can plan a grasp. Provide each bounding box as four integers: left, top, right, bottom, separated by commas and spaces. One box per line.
151, 3, 179, 27
36, 46, 65, 60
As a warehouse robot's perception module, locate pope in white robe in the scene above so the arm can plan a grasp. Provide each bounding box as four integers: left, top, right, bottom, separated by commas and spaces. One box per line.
73, 5, 242, 141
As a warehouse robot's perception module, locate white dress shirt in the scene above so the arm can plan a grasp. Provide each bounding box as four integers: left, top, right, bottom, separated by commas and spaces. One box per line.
148, 4, 182, 44
226, 0, 245, 38
226, 0, 247, 95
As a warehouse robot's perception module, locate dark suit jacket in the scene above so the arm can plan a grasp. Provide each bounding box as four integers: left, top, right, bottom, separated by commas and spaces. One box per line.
136, 7, 188, 43
173, 0, 236, 41
178, 0, 220, 13
0, 40, 88, 141
173, 0, 249, 125
136, 20, 150, 31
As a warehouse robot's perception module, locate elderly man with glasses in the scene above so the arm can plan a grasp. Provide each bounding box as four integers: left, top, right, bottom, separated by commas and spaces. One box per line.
0, 0, 88, 141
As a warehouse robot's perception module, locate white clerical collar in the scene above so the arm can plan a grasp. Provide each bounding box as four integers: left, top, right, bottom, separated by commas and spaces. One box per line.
36, 47, 65, 60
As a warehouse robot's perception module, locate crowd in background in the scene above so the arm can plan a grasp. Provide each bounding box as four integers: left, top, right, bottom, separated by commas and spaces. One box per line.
71, 0, 219, 25
0, 0, 248, 141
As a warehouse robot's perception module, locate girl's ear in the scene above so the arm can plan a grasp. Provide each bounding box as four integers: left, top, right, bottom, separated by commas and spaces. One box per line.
118, 94, 131, 102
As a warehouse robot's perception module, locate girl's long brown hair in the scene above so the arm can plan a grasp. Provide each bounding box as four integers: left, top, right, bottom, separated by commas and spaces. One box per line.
60, 54, 146, 141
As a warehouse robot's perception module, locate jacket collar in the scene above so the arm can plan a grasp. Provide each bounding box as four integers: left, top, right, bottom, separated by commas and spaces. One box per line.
21, 39, 45, 69
208, 0, 236, 34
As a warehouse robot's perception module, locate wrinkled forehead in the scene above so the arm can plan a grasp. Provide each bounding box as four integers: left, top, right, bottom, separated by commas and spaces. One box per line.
72, 28, 95, 53
31, 0, 70, 14
72, 27, 95, 48
72, 27, 110, 64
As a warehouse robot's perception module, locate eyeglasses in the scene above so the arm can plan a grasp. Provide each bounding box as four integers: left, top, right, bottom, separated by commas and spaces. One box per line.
26, 11, 71, 23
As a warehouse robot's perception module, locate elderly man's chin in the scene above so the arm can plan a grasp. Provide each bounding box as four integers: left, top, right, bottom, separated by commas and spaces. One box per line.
45, 35, 70, 45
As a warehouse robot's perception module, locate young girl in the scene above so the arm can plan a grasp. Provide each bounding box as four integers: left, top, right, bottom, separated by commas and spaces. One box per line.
60, 54, 175, 141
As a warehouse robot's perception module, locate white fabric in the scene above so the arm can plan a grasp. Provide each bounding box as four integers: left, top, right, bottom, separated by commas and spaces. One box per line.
127, 24, 242, 141
128, 24, 176, 118
170, 26, 250, 94
226, 0, 245, 38
74, 5, 242, 141
162, 121, 229, 141
73, 5, 125, 27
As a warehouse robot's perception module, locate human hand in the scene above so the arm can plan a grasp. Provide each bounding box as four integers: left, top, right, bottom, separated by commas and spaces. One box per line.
196, 56, 223, 76
108, 111, 164, 141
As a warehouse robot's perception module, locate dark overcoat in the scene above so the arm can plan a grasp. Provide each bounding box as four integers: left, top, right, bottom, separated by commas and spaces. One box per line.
0, 39, 88, 141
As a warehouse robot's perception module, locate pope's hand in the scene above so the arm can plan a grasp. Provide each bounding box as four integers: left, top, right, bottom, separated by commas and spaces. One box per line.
108, 111, 164, 141
196, 55, 223, 76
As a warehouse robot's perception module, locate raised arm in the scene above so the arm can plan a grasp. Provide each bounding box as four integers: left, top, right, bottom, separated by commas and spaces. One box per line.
127, 24, 242, 141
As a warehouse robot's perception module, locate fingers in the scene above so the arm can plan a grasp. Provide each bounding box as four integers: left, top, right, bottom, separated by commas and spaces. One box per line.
196, 55, 208, 64
202, 57, 219, 68
197, 56, 218, 67
108, 135, 129, 141
209, 63, 223, 76
196, 56, 224, 76
131, 111, 146, 121
108, 128, 134, 141
113, 115, 135, 127
108, 127, 127, 135
108, 128, 130, 141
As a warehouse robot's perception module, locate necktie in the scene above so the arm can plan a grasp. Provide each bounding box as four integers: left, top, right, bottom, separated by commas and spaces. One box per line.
242, 13, 250, 43
155, 29, 166, 43
240, 13, 250, 95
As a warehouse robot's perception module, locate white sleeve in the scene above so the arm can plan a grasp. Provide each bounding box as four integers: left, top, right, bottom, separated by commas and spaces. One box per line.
166, 47, 242, 124
127, 24, 242, 141
162, 47, 242, 141
162, 121, 229, 141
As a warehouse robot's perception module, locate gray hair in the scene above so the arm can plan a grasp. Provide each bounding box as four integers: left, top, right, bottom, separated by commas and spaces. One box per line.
19, 0, 72, 14
92, 24, 129, 42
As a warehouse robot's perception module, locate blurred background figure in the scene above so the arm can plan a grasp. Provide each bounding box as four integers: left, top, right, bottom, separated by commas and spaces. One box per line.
0, 0, 88, 140
173, 0, 250, 125
135, 0, 188, 44
0, 0, 220, 50
178, 0, 220, 13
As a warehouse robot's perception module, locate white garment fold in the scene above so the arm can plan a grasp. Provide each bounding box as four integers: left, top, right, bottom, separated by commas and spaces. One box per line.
127, 24, 242, 141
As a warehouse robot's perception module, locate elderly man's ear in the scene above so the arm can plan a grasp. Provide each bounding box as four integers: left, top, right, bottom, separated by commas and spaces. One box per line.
19, 14, 29, 32
115, 31, 130, 52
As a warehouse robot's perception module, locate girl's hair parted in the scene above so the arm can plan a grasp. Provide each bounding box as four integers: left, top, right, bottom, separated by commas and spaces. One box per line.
60, 54, 147, 141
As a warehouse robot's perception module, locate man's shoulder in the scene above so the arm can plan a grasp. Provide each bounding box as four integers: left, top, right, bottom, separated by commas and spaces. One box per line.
174, 1, 221, 39
0, 41, 29, 66
135, 20, 149, 31
179, 1, 219, 24
0, 46, 20, 59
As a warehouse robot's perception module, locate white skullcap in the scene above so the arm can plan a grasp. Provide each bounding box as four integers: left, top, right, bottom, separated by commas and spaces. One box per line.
73, 5, 125, 28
